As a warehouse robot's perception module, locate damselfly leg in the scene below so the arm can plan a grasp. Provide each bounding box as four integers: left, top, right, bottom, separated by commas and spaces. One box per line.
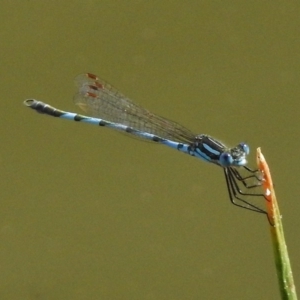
224, 167, 267, 214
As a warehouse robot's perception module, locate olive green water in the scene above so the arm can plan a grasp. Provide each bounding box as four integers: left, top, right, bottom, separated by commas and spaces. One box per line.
1, 2, 299, 299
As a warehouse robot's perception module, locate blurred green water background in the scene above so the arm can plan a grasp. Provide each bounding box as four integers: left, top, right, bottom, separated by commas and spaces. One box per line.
1, 1, 299, 299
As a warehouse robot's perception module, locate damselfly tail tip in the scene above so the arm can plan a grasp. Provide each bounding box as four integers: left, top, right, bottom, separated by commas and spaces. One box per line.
24, 99, 36, 107
23, 99, 45, 114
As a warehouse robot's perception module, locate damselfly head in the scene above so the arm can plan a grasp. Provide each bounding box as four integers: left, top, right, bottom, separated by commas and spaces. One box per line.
219, 143, 249, 167
227, 143, 249, 167
239, 143, 250, 155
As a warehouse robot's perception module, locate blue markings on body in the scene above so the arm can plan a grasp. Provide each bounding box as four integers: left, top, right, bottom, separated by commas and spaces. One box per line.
23, 73, 267, 218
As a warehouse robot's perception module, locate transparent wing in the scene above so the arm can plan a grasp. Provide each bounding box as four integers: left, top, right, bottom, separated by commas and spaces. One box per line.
74, 73, 195, 143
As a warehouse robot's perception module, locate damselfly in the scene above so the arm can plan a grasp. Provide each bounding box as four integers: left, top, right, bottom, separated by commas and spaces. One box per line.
24, 73, 267, 216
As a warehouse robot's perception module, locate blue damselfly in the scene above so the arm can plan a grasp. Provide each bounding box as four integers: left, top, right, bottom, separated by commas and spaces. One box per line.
24, 73, 266, 216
